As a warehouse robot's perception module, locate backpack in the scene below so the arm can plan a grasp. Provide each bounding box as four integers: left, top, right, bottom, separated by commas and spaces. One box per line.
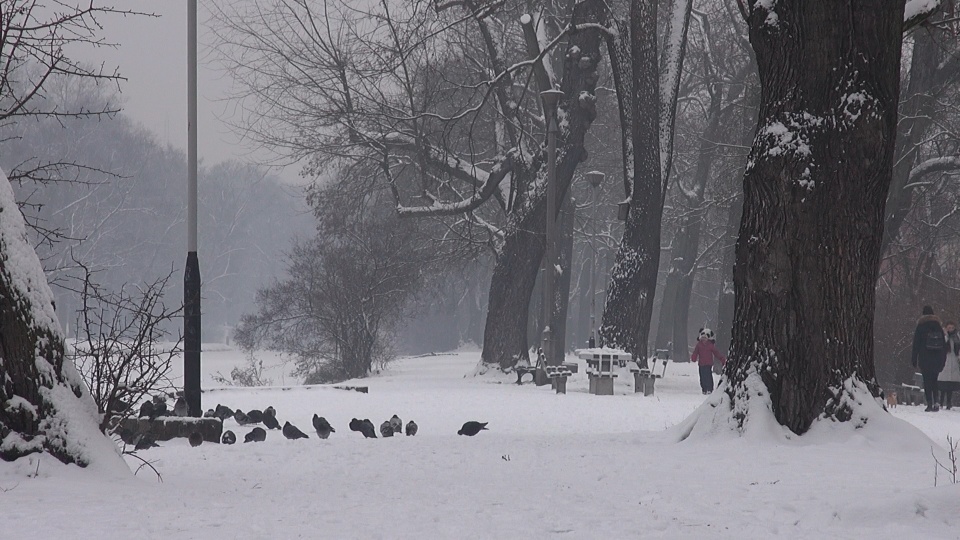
924, 329, 945, 351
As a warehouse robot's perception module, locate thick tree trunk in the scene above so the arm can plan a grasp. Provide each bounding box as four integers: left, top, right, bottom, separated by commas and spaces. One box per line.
480, 0, 607, 370
552, 192, 576, 364
724, 0, 904, 434
599, 0, 662, 362
0, 172, 120, 468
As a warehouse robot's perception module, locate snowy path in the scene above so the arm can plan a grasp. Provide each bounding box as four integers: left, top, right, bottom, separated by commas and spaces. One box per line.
2, 350, 958, 539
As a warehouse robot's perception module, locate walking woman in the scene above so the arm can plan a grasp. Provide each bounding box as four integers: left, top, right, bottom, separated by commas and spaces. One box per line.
940, 321, 960, 410
911, 306, 947, 412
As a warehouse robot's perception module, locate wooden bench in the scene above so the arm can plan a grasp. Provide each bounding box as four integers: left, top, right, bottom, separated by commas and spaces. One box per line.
515, 365, 538, 385
546, 366, 573, 394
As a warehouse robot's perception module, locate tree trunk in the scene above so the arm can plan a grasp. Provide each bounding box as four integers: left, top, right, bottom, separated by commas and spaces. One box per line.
552, 192, 576, 364
599, 0, 662, 362
0, 172, 120, 468
480, 0, 607, 370
724, 0, 904, 434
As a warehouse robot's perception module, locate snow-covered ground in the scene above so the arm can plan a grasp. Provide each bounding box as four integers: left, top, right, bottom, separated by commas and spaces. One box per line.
3, 348, 959, 539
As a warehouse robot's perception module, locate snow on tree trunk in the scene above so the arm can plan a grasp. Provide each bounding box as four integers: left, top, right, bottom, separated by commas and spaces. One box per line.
0, 168, 125, 471
598, 0, 662, 361
479, 0, 607, 371
697, 1, 905, 435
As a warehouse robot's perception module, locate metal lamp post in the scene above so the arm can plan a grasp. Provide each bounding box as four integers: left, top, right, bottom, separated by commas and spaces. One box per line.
585, 171, 604, 349
538, 89, 563, 383
184, 0, 202, 417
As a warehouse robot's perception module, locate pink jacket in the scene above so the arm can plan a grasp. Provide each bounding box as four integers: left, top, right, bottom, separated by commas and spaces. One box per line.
691, 340, 727, 367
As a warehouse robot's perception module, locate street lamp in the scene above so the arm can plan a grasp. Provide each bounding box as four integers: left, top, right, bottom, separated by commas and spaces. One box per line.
539, 89, 563, 382
584, 171, 604, 349
184, 0, 202, 416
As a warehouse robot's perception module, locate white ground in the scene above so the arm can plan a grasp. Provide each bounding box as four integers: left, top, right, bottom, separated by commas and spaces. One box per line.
3, 347, 959, 539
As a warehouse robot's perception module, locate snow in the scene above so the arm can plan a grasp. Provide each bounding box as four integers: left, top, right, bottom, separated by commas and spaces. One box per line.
754, 0, 780, 27
904, 0, 939, 22
2, 348, 959, 538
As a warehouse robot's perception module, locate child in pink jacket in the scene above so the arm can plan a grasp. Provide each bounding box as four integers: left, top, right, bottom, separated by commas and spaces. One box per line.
691, 328, 727, 395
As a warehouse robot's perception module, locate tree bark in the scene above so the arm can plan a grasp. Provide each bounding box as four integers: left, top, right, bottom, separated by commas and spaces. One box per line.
480, 0, 607, 370
725, 0, 904, 434
552, 192, 576, 364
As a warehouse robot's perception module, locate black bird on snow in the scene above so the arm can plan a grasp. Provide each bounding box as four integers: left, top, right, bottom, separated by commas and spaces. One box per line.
244, 427, 267, 443
389, 415, 402, 435
282, 421, 309, 440
262, 411, 281, 430
138, 400, 154, 419
149, 401, 168, 420
221, 430, 237, 445
349, 418, 363, 433
234, 409, 257, 425
379, 420, 394, 437
361, 419, 378, 439
264, 406, 277, 418
313, 415, 335, 439
405, 420, 418, 436
173, 396, 189, 417
203, 409, 216, 418
458, 421, 488, 436
188, 432, 203, 447
132, 433, 159, 451
214, 404, 235, 420
246, 409, 265, 424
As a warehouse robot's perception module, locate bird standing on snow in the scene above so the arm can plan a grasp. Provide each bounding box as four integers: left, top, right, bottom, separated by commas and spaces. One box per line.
313, 415, 335, 439
138, 401, 154, 419
188, 432, 203, 447
244, 427, 267, 443
389, 415, 402, 435
262, 409, 280, 430
380, 420, 394, 437
405, 420, 418, 436
246, 409, 265, 424
458, 421, 488, 436
283, 421, 309, 440
173, 396, 188, 417
349, 418, 363, 433
234, 409, 251, 425
222, 430, 237, 444
214, 404, 234, 420
360, 419, 377, 439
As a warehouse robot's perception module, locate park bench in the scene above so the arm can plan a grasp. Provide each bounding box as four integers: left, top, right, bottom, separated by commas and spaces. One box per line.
546, 365, 573, 394
577, 348, 630, 395
515, 365, 538, 385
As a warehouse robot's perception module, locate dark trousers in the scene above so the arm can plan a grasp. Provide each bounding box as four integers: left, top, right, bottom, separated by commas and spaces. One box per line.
699, 365, 714, 393
921, 370, 940, 407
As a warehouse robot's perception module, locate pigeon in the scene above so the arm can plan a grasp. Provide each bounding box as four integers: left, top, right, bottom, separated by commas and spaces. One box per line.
458, 421, 488, 436
349, 418, 364, 433
234, 409, 253, 425
244, 427, 267, 443
188, 432, 203, 447
264, 406, 277, 418
214, 404, 235, 420
283, 421, 309, 440
246, 409, 265, 424
132, 433, 159, 451
221, 430, 237, 445
380, 420, 394, 437
405, 420, 418, 436
361, 419, 378, 439
313, 415, 335, 439
149, 401, 168, 420
203, 408, 216, 418
173, 396, 188, 417
138, 400, 155, 419
263, 415, 280, 430
389, 415, 402, 435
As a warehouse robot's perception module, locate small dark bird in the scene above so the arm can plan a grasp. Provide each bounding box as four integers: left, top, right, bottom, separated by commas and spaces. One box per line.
188, 432, 203, 447
203, 409, 216, 418
349, 418, 364, 433
222, 430, 237, 445
234, 409, 252, 425
283, 421, 309, 440
458, 421, 488, 436
362, 419, 377, 439
244, 427, 267, 443
405, 420, 418, 436
214, 404, 234, 420
313, 415, 335, 439
380, 420, 394, 437
246, 409, 264, 424
149, 401, 168, 420
389, 415, 402, 435
132, 433, 159, 451
138, 401, 155, 419
173, 397, 188, 417
262, 411, 280, 430
264, 406, 277, 418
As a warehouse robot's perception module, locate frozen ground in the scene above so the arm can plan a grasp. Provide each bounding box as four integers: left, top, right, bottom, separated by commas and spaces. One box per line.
2, 347, 959, 539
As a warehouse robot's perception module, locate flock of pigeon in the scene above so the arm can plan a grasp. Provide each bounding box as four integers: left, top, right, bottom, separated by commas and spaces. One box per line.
135, 395, 489, 448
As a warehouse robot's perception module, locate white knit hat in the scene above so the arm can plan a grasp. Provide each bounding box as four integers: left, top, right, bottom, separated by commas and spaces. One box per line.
699, 328, 714, 340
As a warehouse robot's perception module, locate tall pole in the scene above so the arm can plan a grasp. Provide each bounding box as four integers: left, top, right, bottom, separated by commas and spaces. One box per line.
585, 171, 605, 348
541, 90, 563, 368
184, 0, 202, 417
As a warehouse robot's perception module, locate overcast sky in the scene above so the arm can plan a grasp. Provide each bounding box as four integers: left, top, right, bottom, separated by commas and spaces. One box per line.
82, 2, 300, 183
